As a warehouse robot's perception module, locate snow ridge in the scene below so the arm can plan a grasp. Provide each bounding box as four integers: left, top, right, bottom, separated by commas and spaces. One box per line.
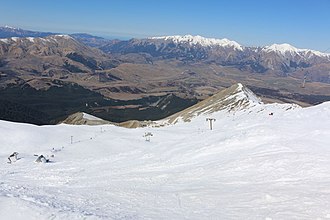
262, 43, 330, 58
53, 34, 73, 40
0, 35, 74, 44
82, 113, 103, 121
163, 83, 262, 125
3, 25, 19, 30
150, 35, 243, 51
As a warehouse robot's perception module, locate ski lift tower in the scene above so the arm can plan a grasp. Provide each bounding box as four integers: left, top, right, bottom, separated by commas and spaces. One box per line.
301, 71, 309, 88
206, 118, 216, 130
301, 76, 307, 88
143, 132, 153, 142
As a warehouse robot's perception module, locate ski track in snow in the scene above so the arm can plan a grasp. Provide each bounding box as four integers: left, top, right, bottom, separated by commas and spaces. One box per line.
1, 102, 330, 219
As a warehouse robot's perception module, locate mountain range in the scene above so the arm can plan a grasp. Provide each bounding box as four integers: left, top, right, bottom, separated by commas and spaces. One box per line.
0, 26, 330, 124
102, 35, 330, 81
0, 26, 57, 38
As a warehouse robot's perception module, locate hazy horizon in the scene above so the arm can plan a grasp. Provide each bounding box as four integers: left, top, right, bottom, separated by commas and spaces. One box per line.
1, 0, 330, 51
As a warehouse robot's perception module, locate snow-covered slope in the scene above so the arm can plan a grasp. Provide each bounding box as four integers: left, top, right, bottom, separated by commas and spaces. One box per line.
1, 92, 330, 219
150, 35, 243, 51
164, 83, 262, 124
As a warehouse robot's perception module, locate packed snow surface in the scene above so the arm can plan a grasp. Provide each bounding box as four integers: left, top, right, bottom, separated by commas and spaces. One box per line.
1, 101, 330, 219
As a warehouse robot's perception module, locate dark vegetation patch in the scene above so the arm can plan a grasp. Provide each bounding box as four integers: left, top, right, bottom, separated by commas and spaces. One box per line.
0, 81, 197, 125
0, 59, 8, 67
91, 94, 198, 123
0, 99, 50, 124
63, 61, 87, 73
66, 52, 98, 69
0, 82, 103, 124
249, 86, 330, 105
238, 61, 268, 73
98, 72, 122, 82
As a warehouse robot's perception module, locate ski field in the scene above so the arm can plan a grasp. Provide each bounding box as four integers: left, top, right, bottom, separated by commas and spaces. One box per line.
1, 86, 330, 219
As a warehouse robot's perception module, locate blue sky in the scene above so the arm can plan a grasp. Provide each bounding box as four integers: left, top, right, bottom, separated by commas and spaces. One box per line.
0, 0, 329, 51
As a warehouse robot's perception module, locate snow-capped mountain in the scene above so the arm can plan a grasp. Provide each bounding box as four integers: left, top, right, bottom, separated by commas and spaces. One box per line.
150, 35, 243, 51
0, 26, 57, 38
1, 83, 329, 219
101, 34, 330, 78
0, 34, 102, 58
256, 43, 330, 74
262, 43, 330, 59
0, 34, 73, 44
0, 34, 108, 75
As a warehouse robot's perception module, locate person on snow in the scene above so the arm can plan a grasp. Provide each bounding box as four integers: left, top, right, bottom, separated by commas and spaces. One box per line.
35, 155, 49, 163
8, 152, 19, 163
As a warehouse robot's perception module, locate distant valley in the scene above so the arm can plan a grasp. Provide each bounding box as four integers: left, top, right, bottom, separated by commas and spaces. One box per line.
0, 26, 330, 124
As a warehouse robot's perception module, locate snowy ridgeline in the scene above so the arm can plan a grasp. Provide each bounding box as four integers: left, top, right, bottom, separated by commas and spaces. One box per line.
1, 100, 330, 219
82, 112, 103, 121
149, 34, 330, 58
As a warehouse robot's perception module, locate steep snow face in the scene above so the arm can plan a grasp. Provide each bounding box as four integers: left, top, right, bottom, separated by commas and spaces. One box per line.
82, 112, 103, 121
0, 99, 330, 219
60, 112, 110, 125
150, 35, 243, 51
235, 83, 261, 104
262, 43, 330, 58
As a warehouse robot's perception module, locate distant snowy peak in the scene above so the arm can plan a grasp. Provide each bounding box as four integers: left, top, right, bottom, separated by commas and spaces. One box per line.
262, 43, 330, 58
0, 35, 74, 44
150, 35, 243, 51
263, 43, 298, 55
3, 25, 19, 30
52, 34, 73, 40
